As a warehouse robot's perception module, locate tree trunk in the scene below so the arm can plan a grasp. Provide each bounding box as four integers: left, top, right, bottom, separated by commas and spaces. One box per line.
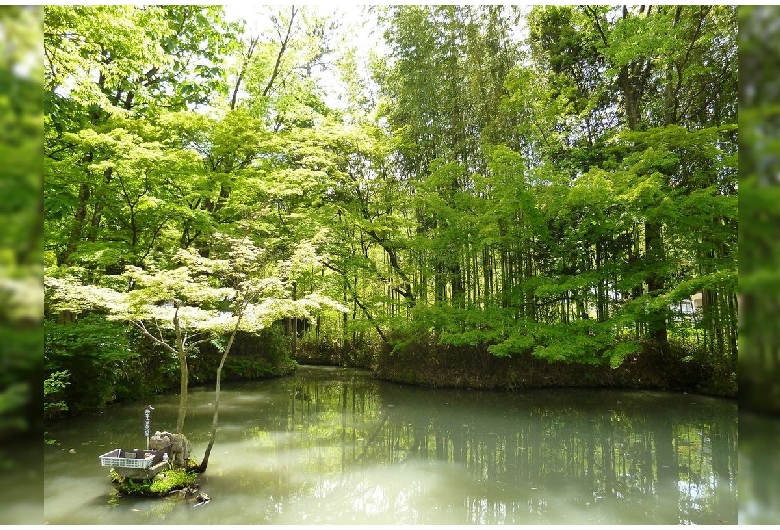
173, 305, 188, 435
197, 318, 242, 473
263, 6, 297, 98
60, 182, 90, 265
645, 221, 668, 345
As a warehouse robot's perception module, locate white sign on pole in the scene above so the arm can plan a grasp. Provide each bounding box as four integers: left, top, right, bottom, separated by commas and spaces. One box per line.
144, 406, 154, 447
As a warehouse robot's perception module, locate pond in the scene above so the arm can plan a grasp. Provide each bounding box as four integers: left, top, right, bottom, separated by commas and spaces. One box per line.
44, 365, 738, 524
739, 413, 780, 524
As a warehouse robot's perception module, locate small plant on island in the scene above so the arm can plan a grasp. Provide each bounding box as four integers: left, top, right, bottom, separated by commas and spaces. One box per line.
109, 461, 199, 497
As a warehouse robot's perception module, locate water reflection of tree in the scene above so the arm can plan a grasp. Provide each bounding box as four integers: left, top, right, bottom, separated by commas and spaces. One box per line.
246, 372, 736, 524
381, 388, 734, 524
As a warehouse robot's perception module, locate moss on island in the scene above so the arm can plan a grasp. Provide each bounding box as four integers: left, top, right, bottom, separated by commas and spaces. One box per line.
109, 461, 199, 497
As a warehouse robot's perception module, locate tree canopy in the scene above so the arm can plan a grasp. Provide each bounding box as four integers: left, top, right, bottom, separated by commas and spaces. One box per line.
44, 5, 738, 421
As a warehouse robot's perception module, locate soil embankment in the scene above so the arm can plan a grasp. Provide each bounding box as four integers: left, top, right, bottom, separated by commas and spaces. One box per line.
297, 339, 736, 398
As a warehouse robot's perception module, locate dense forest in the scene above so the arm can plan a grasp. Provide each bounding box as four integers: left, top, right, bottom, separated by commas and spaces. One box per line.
739, 6, 780, 416
1, 6, 44, 439
42, 5, 740, 418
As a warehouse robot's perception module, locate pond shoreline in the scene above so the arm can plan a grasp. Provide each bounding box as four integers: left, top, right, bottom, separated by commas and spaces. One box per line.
45, 334, 735, 424
295, 340, 737, 399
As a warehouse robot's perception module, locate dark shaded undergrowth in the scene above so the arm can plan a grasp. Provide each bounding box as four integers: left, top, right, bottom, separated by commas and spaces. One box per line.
297, 337, 737, 399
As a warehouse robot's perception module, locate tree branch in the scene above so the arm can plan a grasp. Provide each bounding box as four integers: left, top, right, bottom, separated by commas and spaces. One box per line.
230, 36, 259, 110
132, 320, 177, 354
583, 6, 610, 48
263, 5, 298, 98
322, 259, 389, 345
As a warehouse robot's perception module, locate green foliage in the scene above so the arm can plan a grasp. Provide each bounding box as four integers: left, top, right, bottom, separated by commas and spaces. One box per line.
109, 467, 197, 497
43, 369, 70, 419
148, 468, 196, 495
194, 326, 297, 381
0, 382, 29, 434
42, 3, 738, 410
1, 6, 44, 448
739, 6, 780, 414
44, 315, 138, 411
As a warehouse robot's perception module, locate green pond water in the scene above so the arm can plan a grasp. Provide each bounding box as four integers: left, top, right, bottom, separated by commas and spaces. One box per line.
739, 413, 780, 524
43, 365, 738, 524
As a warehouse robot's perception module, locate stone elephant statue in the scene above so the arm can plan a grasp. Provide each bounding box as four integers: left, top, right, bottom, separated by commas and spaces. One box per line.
149, 430, 191, 466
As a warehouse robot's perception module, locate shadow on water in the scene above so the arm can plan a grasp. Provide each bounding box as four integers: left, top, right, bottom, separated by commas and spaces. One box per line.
44, 365, 737, 525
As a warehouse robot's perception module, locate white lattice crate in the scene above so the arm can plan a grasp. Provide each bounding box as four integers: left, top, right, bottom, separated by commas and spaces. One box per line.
98, 448, 157, 469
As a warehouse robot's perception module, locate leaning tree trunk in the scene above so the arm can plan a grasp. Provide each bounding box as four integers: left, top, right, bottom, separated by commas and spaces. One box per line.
196, 314, 242, 473
173, 305, 189, 435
